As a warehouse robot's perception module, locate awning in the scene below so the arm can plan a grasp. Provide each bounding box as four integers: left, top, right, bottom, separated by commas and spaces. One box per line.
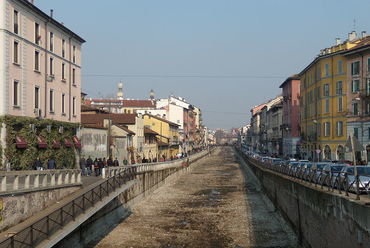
15, 135, 28, 148
52, 139, 61, 149
37, 135, 47, 149
73, 136, 81, 148
64, 138, 72, 148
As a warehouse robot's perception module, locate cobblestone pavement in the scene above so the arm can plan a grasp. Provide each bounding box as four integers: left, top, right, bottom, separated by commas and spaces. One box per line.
95, 147, 298, 248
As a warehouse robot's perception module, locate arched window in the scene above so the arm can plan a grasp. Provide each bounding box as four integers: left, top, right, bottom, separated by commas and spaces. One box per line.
324, 145, 331, 160
337, 145, 345, 160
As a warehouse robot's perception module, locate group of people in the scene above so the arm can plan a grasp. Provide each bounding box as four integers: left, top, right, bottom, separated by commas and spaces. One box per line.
33, 157, 57, 170
79, 156, 120, 176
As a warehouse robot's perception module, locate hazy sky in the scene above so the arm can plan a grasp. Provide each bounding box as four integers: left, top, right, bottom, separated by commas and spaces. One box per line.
36, 0, 370, 129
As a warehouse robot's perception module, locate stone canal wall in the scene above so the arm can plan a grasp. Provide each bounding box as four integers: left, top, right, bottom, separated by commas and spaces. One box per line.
240, 152, 370, 248
55, 151, 209, 248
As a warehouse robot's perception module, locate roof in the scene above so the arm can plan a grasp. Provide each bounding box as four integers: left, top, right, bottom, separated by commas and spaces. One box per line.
251, 103, 266, 116
279, 74, 300, 88
144, 127, 159, 135
144, 114, 180, 127
342, 36, 370, 55
18, 0, 85, 43
123, 100, 156, 108
81, 114, 137, 125
81, 105, 109, 114
116, 125, 135, 135
81, 124, 107, 130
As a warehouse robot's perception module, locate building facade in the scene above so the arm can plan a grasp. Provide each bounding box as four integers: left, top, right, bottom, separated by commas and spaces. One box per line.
299, 33, 367, 161
279, 75, 301, 158
343, 35, 370, 162
0, 0, 85, 122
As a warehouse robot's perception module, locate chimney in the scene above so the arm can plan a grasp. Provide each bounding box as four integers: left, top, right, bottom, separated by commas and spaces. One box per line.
361, 31, 367, 38
348, 31, 357, 41
335, 38, 341, 45
50, 9, 53, 18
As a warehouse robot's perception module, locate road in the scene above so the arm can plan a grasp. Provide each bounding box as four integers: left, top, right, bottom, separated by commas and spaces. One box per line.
94, 147, 298, 248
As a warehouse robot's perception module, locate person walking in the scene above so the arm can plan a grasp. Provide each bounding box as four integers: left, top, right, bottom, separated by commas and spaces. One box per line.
107, 156, 113, 167
80, 156, 86, 176
113, 157, 119, 167
34, 157, 43, 170
98, 158, 104, 176
86, 156, 93, 176
47, 158, 56, 170
94, 158, 99, 176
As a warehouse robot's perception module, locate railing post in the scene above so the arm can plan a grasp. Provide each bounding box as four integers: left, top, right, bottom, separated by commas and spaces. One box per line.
42, 174, 48, 187
355, 174, 360, 200
57, 172, 63, 185
30, 225, 34, 246
64, 172, 70, 185
46, 216, 50, 237
13, 175, 19, 191
24, 175, 30, 189
50, 173, 56, 186
77, 171, 81, 183
345, 173, 349, 197
72, 200, 75, 220
71, 172, 76, 184
1, 176, 7, 191
34, 174, 40, 188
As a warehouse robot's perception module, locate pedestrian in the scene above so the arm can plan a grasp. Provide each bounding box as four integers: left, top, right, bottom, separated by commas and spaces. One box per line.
103, 157, 107, 167
34, 157, 43, 170
47, 157, 56, 170
113, 157, 119, 167
107, 156, 113, 167
94, 158, 99, 176
98, 158, 104, 176
80, 156, 86, 176
86, 156, 93, 176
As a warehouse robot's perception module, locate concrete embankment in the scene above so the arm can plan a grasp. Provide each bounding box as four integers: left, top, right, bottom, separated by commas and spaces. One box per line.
238, 150, 370, 248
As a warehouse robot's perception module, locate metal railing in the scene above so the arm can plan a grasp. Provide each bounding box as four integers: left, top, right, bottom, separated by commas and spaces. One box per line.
0, 167, 137, 248
239, 150, 370, 201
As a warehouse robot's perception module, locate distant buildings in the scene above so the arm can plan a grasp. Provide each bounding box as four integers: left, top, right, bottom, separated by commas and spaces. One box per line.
244, 31, 370, 163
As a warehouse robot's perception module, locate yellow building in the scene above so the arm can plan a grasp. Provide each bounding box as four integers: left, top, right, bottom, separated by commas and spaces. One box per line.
299, 33, 366, 161
143, 114, 180, 160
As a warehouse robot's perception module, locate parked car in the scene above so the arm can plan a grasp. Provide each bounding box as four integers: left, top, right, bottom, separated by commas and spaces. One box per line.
339, 166, 370, 193
319, 164, 347, 186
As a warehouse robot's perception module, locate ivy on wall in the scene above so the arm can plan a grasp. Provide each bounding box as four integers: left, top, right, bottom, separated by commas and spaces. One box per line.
1, 115, 79, 170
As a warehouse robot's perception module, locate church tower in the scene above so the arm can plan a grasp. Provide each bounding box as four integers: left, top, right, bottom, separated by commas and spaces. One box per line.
117, 83, 124, 100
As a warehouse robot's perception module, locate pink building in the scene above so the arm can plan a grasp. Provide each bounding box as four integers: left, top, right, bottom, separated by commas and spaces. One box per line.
279, 75, 301, 157
0, 0, 85, 122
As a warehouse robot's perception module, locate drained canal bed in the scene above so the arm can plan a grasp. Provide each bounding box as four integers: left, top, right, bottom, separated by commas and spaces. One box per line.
94, 147, 298, 248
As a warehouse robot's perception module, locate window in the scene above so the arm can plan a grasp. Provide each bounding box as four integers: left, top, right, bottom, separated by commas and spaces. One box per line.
351, 61, 360, 75
72, 97, 76, 116
353, 102, 359, 115
368, 57, 370, 72
336, 81, 342, 95
338, 97, 343, 112
61, 93, 65, 114
324, 84, 330, 96
365, 101, 370, 115
34, 23, 40, 45
49, 32, 54, 52
338, 60, 343, 74
324, 122, 330, 137
72, 68, 76, 85
13, 41, 19, 64
14, 10, 18, 34
62, 63, 65, 80
62, 39, 65, 58
352, 80, 360, 93
317, 123, 321, 137
34, 50, 40, 71
34, 87, 40, 109
49, 90, 54, 112
13, 81, 19, 106
49, 57, 54, 75
368, 127, 370, 140
336, 121, 343, 136
354, 128, 359, 139
366, 78, 370, 95
325, 99, 330, 113
73, 46, 76, 63
325, 64, 329, 77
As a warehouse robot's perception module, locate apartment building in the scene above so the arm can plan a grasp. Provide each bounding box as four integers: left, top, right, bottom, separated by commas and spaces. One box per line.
0, 0, 85, 122
299, 32, 366, 161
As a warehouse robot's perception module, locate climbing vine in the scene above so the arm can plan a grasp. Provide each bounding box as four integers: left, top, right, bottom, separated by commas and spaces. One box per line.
3, 115, 79, 170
